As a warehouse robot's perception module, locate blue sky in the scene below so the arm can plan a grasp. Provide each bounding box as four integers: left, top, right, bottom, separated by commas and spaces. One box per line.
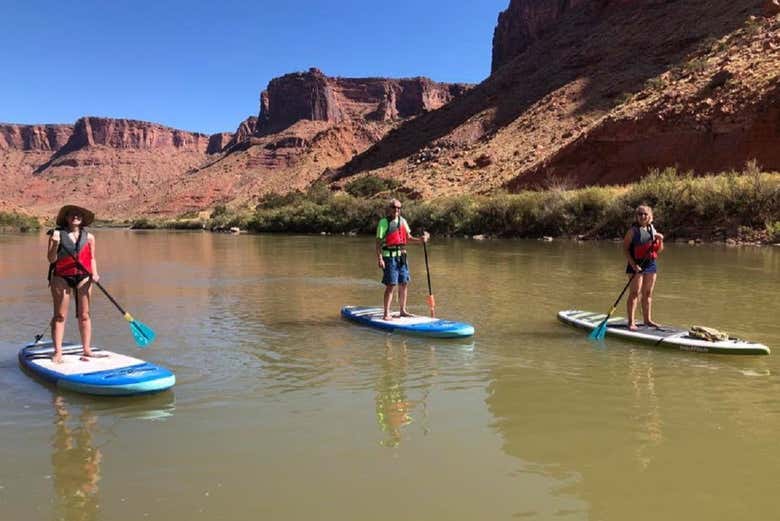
1, 0, 508, 134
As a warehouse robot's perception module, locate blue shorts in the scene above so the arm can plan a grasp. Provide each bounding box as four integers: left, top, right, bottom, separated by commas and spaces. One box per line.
382, 256, 410, 286
626, 260, 657, 274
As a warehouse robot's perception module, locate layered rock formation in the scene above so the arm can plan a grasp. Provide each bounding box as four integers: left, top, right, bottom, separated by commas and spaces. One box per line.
60, 117, 210, 155
257, 68, 469, 134
0, 124, 74, 151
333, 0, 778, 195
147, 70, 471, 215
1, 66, 470, 218
6, 0, 778, 219
492, 0, 590, 73
0, 117, 216, 218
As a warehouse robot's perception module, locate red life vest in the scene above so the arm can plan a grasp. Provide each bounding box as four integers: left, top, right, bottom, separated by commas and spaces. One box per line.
630, 224, 659, 261
54, 229, 93, 277
383, 217, 409, 248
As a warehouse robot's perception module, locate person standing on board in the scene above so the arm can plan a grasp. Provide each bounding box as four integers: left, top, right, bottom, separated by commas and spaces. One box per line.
47, 205, 100, 363
624, 204, 664, 331
376, 198, 429, 320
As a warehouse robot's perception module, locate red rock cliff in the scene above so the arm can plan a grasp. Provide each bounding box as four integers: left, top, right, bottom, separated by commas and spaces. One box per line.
57, 117, 210, 155
492, 0, 593, 73
0, 123, 74, 151
257, 68, 470, 135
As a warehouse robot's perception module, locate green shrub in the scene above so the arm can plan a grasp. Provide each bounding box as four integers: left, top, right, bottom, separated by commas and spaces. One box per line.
766, 221, 780, 243
345, 176, 400, 198
0, 212, 40, 232
233, 167, 779, 242
130, 218, 159, 230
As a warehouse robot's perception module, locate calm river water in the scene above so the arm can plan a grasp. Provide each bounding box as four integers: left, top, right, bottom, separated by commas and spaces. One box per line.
0, 230, 778, 521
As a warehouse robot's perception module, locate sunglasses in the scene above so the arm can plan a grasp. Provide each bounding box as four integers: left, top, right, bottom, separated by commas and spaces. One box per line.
68, 214, 83, 219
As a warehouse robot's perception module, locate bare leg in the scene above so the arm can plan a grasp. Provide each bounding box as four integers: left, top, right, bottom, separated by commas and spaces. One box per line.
383, 284, 396, 320
640, 273, 659, 327
76, 280, 94, 357
50, 278, 70, 363
398, 283, 412, 316
626, 275, 643, 331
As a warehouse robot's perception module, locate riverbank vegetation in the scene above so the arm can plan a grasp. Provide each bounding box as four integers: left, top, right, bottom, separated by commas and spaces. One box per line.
134, 164, 780, 244
0, 212, 40, 232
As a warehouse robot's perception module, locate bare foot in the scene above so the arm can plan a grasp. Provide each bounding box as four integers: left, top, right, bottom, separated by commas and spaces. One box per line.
80, 351, 108, 361
645, 320, 661, 328
627, 324, 639, 331
52, 355, 64, 364
399, 311, 415, 317
382, 315, 394, 321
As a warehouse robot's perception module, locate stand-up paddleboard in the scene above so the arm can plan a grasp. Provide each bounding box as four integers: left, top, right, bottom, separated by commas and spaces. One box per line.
558, 310, 770, 355
19, 341, 176, 396
341, 306, 475, 338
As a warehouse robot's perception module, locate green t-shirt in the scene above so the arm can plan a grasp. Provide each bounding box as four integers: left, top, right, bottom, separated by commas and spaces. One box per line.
377, 216, 411, 256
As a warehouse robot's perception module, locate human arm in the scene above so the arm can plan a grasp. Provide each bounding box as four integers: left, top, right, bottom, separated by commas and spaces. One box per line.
376, 238, 385, 269
623, 229, 640, 272
47, 230, 60, 263
653, 232, 664, 254
404, 220, 429, 244
376, 219, 386, 269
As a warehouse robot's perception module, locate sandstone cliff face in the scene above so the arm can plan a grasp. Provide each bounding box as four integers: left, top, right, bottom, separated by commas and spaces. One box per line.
207, 132, 234, 154
492, 0, 591, 73
151, 69, 471, 216
58, 117, 210, 155
258, 68, 470, 134
224, 116, 259, 150
0, 123, 74, 151
1, 69, 471, 218
334, 0, 776, 196
0, 117, 216, 219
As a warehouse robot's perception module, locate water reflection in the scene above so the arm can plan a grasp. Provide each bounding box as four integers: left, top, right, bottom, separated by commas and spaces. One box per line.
375, 339, 416, 447
51, 396, 101, 521
628, 350, 663, 471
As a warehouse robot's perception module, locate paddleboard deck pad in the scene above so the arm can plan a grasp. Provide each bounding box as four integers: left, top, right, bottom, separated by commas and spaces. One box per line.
341, 306, 475, 338
558, 310, 770, 355
19, 341, 176, 395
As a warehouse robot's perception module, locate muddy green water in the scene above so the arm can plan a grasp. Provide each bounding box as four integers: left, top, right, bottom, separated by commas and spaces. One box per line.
0, 231, 778, 521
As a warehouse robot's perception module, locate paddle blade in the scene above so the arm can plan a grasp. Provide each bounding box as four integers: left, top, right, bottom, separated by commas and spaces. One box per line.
129, 319, 156, 347
426, 294, 436, 318
588, 319, 608, 341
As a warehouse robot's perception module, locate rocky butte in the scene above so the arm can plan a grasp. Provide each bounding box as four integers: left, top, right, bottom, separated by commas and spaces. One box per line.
143, 68, 471, 215
0, 69, 470, 218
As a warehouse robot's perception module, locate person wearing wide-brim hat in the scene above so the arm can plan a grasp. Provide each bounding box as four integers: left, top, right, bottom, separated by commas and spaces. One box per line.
55, 205, 95, 228
47, 204, 101, 363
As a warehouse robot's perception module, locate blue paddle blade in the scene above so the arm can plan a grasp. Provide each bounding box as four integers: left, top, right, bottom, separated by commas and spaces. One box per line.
129, 320, 156, 348
588, 320, 608, 341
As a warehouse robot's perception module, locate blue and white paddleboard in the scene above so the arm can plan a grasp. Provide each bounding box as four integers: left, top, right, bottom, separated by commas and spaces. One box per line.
341, 306, 475, 338
19, 341, 176, 396
558, 310, 771, 355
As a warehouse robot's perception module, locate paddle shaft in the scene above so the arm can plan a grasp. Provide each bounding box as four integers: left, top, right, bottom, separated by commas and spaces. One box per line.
59, 244, 129, 316
422, 239, 433, 296
599, 255, 654, 322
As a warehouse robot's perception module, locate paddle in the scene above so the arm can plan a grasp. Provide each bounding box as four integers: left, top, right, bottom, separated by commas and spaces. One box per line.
421, 230, 435, 317
60, 246, 156, 347
588, 255, 652, 341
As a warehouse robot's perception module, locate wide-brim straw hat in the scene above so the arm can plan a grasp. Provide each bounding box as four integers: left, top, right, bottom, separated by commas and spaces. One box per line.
55, 205, 95, 228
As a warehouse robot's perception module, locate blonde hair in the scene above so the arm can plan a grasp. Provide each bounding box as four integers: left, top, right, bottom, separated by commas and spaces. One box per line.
635, 205, 654, 223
